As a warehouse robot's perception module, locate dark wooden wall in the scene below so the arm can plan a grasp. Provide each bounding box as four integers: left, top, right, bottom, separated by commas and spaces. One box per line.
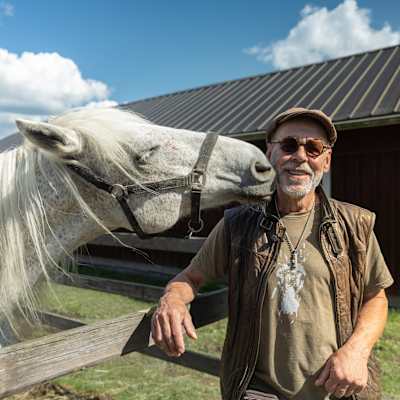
332, 124, 399, 294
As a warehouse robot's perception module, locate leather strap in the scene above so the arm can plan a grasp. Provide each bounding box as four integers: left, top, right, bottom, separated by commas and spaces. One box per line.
125, 175, 191, 194
116, 196, 149, 239
188, 133, 219, 234
66, 132, 219, 239
67, 163, 115, 194
67, 164, 153, 239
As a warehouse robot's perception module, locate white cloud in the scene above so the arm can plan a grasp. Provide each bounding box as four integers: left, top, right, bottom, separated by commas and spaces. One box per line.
0, 49, 117, 138
83, 100, 118, 109
244, 0, 400, 69
0, 2, 14, 17
300, 4, 319, 17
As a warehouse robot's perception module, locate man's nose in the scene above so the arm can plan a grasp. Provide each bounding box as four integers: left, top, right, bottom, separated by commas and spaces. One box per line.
291, 144, 308, 162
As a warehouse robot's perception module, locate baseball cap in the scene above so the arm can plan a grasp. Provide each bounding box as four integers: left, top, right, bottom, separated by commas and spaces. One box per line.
265, 107, 337, 146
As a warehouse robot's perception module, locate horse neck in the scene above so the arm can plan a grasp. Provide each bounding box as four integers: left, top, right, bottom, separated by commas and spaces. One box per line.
0, 199, 103, 348
0, 146, 109, 327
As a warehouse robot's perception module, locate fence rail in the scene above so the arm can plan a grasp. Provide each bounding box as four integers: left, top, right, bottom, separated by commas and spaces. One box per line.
0, 284, 227, 399
55, 272, 165, 302
37, 311, 221, 377
90, 233, 205, 254
0, 310, 152, 398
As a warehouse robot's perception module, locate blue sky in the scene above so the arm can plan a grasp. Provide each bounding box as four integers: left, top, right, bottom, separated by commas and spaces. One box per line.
0, 0, 399, 136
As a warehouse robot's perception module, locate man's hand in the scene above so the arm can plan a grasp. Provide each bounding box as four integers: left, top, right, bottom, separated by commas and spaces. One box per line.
315, 289, 388, 398
315, 344, 369, 398
151, 294, 198, 357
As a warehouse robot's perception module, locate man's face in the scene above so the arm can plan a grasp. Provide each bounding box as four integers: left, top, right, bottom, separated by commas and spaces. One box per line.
266, 118, 332, 199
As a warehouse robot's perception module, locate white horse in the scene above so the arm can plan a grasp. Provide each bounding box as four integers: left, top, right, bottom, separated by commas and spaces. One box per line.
0, 107, 274, 346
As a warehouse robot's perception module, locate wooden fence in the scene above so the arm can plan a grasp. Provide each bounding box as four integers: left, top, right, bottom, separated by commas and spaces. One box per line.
0, 234, 227, 399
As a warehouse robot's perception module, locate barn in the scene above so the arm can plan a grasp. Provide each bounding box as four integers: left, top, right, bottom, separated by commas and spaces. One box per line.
1, 44, 399, 298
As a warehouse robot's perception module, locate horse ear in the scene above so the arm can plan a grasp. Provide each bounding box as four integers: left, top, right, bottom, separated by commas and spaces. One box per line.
16, 119, 82, 159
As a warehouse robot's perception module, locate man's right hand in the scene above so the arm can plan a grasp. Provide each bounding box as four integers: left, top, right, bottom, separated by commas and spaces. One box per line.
151, 294, 198, 357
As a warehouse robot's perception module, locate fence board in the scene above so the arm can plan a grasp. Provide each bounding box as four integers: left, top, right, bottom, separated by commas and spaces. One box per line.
75, 255, 181, 277
56, 273, 165, 302
91, 234, 205, 254
0, 288, 227, 399
0, 310, 153, 398
37, 311, 220, 377
140, 347, 220, 377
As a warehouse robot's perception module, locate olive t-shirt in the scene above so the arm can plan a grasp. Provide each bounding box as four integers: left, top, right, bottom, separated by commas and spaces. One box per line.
189, 205, 394, 400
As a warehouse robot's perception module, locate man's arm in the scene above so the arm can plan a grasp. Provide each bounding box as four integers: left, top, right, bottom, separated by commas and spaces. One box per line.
151, 264, 207, 357
152, 218, 228, 357
315, 288, 389, 398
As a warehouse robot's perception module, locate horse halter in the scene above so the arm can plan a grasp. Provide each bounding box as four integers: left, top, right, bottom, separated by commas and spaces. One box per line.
66, 133, 219, 239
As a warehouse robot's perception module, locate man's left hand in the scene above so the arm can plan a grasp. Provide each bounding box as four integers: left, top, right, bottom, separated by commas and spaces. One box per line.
315, 344, 369, 398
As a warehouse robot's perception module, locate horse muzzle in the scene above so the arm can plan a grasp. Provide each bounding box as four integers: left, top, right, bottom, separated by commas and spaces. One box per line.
251, 160, 275, 183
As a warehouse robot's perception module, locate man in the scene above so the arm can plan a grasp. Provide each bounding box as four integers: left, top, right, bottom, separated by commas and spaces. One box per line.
151, 108, 393, 399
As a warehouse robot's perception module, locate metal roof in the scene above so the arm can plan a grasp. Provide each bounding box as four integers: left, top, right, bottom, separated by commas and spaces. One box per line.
0, 133, 21, 151
122, 45, 400, 137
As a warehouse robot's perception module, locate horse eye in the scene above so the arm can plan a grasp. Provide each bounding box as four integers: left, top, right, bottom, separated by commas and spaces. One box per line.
136, 145, 160, 164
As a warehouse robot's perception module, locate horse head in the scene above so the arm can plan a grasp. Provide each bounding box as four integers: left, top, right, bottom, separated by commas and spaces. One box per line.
16, 108, 274, 236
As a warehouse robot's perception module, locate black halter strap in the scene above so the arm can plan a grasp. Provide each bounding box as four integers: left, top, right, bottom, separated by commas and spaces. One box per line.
189, 132, 219, 233
66, 132, 219, 239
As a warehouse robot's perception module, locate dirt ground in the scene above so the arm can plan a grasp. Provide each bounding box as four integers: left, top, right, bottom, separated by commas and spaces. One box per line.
9, 382, 398, 400
10, 383, 112, 400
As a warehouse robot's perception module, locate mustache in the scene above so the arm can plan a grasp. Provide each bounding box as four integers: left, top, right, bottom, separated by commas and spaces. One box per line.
282, 162, 314, 176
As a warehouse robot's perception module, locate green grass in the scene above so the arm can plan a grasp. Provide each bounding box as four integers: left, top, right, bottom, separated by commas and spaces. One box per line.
38, 283, 150, 322
376, 309, 400, 399
17, 284, 400, 399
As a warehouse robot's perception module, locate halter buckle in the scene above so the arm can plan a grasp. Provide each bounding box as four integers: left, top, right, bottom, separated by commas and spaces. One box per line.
191, 169, 206, 191
187, 218, 204, 236
110, 184, 128, 200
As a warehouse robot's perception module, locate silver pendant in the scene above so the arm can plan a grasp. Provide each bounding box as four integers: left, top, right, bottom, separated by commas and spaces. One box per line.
290, 250, 298, 269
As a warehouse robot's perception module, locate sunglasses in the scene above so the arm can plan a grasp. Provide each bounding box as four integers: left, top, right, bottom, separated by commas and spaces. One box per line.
269, 136, 331, 158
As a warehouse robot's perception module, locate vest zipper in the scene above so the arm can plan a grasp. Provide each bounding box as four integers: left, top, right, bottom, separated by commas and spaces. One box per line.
235, 225, 282, 400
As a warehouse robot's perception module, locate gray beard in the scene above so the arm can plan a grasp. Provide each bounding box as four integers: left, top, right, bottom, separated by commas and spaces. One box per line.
270, 150, 323, 199
280, 170, 323, 199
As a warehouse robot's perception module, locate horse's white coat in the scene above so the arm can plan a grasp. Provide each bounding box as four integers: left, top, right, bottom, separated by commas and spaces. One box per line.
0, 107, 274, 345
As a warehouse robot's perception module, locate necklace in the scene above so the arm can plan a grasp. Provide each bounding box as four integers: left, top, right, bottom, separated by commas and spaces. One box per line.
275, 197, 315, 270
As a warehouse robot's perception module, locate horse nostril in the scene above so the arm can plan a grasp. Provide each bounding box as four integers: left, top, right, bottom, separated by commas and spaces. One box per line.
251, 160, 274, 182
255, 162, 272, 173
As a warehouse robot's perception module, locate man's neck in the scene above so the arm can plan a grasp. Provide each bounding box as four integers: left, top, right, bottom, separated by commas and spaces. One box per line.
276, 187, 317, 215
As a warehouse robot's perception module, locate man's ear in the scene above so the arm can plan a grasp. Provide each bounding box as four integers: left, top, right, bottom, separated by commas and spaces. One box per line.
323, 149, 332, 173
266, 141, 273, 160
16, 119, 82, 160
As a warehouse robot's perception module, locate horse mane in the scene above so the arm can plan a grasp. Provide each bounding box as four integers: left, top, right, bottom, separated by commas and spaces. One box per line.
0, 108, 152, 333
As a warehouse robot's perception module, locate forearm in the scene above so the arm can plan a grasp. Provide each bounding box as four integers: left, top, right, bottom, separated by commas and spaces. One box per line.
162, 265, 205, 305
152, 266, 205, 356
316, 290, 389, 395
343, 289, 388, 357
